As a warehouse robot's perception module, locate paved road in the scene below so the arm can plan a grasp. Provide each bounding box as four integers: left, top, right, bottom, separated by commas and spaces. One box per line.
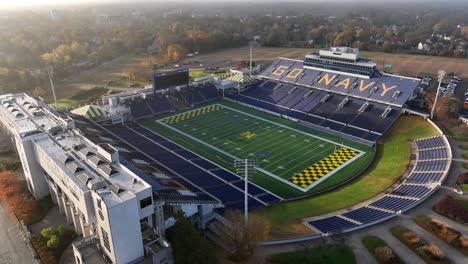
0, 205, 34, 264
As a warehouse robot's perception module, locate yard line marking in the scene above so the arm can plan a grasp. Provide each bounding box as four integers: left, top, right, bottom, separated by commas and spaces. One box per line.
218, 103, 362, 152
266, 142, 331, 174
131, 125, 283, 202
157, 102, 365, 192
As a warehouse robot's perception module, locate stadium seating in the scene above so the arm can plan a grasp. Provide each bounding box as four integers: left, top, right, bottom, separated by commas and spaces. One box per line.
306, 135, 451, 234
342, 207, 392, 224
128, 98, 153, 119
107, 123, 281, 210
308, 216, 358, 233
259, 58, 420, 107
129, 83, 219, 119
177, 83, 220, 106
145, 94, 174, 114
232, 79, 402, 142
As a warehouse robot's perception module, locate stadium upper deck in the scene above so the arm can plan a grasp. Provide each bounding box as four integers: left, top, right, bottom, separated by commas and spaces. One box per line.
259, 57, 420, 108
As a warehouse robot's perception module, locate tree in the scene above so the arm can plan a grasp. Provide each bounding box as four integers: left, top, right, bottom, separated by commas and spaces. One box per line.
164, 44, 187, 62
33, 86, 47, 97
433, 19, 451, 34
222, 210, 270, 261
168, 216, 217, 264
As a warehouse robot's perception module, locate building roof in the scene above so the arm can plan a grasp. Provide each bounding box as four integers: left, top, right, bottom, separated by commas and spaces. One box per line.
0, 93, 152, 208
71, 105, 108, 119
228, 73, 255, 83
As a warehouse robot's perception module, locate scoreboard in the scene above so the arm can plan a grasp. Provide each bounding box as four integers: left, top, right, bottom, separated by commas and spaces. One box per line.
152, 68, 189, 91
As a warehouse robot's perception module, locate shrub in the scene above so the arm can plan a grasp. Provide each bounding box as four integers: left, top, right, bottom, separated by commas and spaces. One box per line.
420, 243, 445, 260
374, 246, 399, 264
434, 195, 468, 223
57, 225, 66, 237
0, 171, 52, 225
429, 218, 448, 231
439, 228, 460, 245
46, 235, 60, 249
460, 236, 468, 249
31, 235, 58, 264
457, 172, 468, 185
403, 231, 420, 245
41, 227, 54, 239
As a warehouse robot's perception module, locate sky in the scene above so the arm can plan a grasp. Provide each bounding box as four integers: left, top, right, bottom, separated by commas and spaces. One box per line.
0, 0, 464, 9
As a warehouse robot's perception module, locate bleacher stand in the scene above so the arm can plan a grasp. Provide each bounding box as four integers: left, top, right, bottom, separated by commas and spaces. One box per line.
228, 79, 402, 143
128, 83, 219, 120
307, 135, 451, 234
177, 83, 220, 106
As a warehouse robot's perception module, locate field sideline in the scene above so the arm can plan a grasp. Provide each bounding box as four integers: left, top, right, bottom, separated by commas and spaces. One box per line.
142, 102, 440, 238
254, 115, 440, 238
141, 100, 375, 198
156, 103, 364, 192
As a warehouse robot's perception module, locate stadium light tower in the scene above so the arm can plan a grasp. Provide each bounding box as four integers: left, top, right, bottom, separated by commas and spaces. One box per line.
431, 70, 445, 119
249, 41, 253, 76
234, 159, 257, 225
47, 66, 58, 109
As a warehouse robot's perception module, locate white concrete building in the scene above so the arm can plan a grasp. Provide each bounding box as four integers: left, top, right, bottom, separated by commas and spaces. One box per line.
0, 94, 173, 264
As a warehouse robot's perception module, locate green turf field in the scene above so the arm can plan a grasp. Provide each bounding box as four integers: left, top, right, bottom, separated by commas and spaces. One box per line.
142, 100, 372, 197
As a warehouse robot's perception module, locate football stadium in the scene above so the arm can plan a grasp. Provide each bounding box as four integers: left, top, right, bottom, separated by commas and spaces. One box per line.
0, 47, 452, 262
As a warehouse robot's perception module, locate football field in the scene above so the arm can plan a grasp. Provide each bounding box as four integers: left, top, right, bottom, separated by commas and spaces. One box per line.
155, 103, 365, 192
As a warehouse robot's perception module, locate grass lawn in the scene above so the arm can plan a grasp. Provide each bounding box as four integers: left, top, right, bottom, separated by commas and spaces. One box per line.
157, 103, 366, 192
189, 69, 225, 79
459, 145, 468, 150
414, 215, 468, 256
56, 87, 119, 110
268, 245, 355, 264
464, 163, 468, 169
462, 154, 468, 159
391, 226, 451, 264
142, 101, 438, 238
454, 197, 468, 211
461, 184, 468, 192
142, 100, 374, 198
362, 236, 402, 264
439, 123, 468, 142
253, 115, 439, 238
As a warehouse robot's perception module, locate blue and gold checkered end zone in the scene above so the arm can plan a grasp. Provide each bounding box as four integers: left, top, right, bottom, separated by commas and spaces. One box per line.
162, 105, 223, 124
290, 148, 358, 189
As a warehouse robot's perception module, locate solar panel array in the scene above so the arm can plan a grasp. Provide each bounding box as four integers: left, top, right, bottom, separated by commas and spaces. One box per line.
307, 136, 451, 234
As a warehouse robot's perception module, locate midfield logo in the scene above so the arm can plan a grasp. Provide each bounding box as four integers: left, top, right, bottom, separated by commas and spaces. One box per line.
240, 131, 256, 139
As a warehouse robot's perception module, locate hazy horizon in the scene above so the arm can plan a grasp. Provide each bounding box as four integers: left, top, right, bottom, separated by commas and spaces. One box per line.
1, 0, 468, 10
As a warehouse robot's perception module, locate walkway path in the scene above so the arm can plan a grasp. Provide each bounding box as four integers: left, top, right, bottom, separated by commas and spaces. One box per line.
255, 137, 468, 263
0, 205, 37, 264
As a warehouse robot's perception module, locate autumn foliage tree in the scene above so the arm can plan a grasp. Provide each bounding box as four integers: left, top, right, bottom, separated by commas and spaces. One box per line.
0, 171, 40, 224
33, 86, 47, 97
222, 210, 270, 261
164, 44, 188, 62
